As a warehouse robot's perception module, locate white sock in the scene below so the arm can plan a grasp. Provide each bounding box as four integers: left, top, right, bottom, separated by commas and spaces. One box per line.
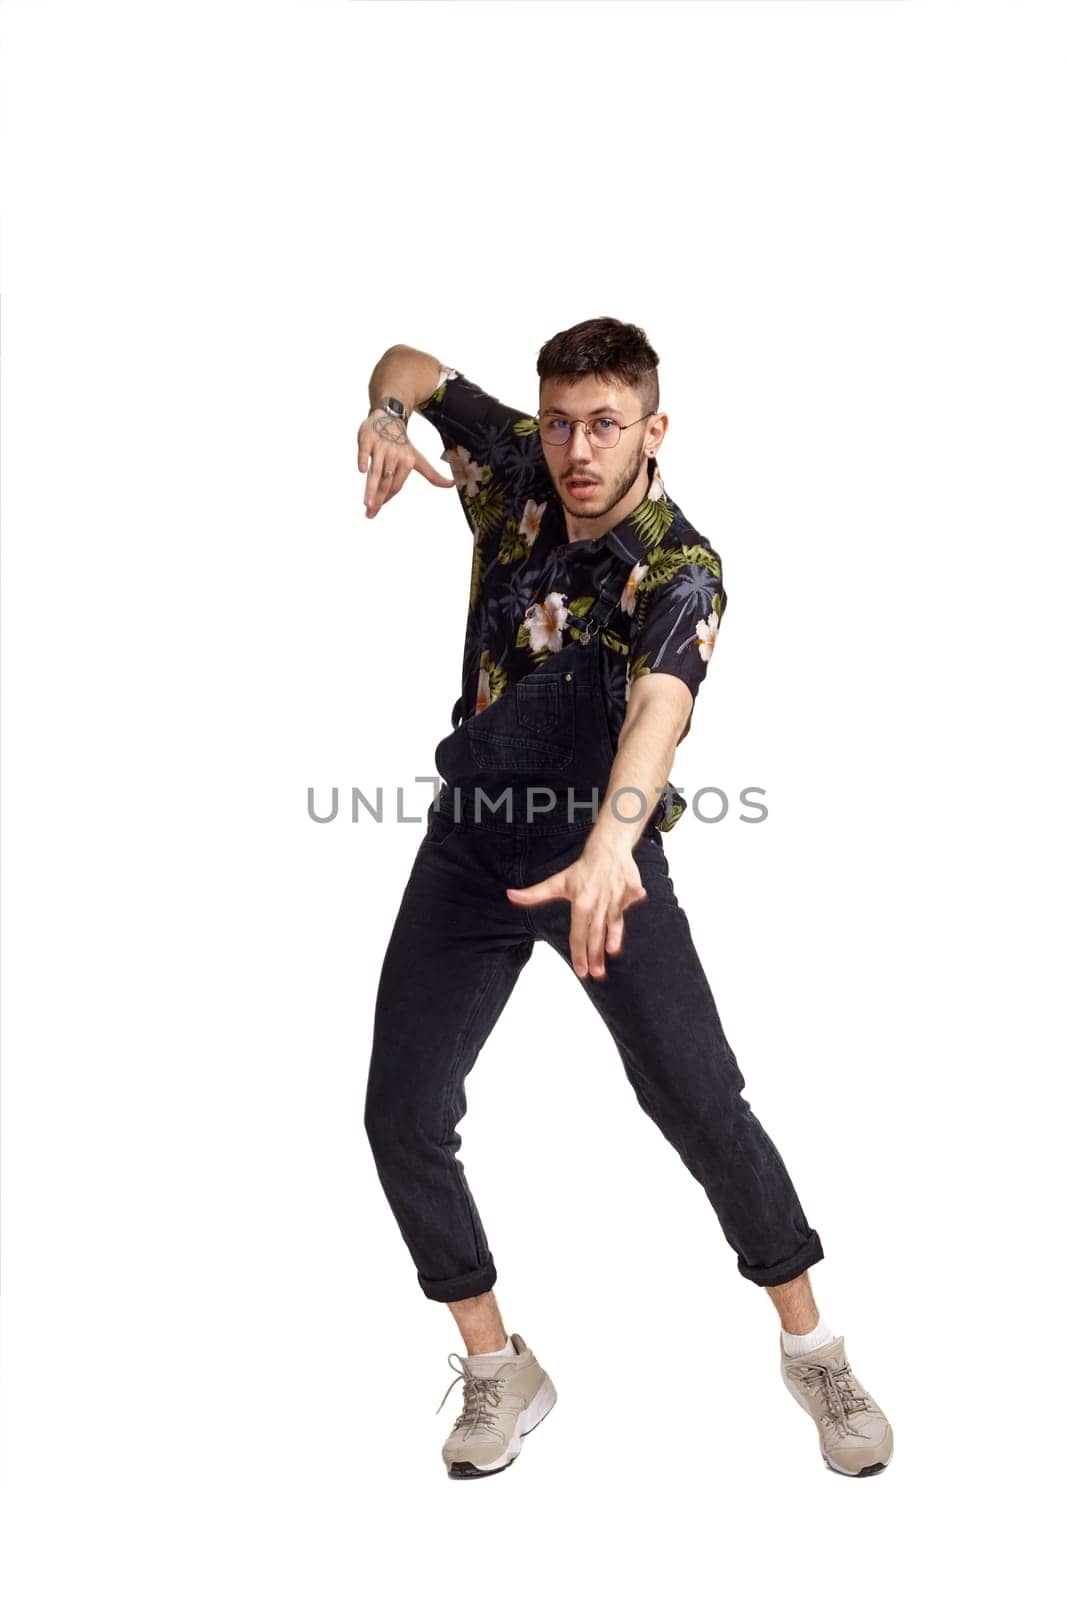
466, 1335, 516, 1363
781, 1317, 835, 1357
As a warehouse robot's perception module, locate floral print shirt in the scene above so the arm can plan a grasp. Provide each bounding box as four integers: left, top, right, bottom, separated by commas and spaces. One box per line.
415, 368, 727, 831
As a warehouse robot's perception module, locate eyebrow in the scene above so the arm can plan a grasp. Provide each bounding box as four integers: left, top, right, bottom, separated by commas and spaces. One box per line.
540, 405, 623, 419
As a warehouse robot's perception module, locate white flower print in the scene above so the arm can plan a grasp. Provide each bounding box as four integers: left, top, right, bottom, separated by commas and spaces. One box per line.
621, 560, 649, 616
695, 612, 719, 660
525, 591, 570, 653
518, 499, 547, 548
647, 466, 666, 502
442, 444, 484, 497
476, 666, 491, 713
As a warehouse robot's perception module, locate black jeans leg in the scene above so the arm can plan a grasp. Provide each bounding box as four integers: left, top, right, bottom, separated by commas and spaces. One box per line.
365, 818, 824, 1301
363, 824, 534, 1303
518, 828, 825, 1288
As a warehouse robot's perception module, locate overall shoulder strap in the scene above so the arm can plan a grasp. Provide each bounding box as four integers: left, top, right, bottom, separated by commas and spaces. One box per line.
574, 548, 633, 643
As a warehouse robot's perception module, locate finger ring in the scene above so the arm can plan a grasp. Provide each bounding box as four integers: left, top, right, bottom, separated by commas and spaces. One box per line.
382, 470, 394, 478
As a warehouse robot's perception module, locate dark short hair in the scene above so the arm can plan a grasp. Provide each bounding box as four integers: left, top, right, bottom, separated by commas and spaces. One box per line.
536, 316, 660, 415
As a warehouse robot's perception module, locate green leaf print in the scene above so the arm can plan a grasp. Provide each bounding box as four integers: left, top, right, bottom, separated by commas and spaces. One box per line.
566, 594, 595, 616
629, 652, 652, 679
469, 543, 484, 613
512, 417, 539, 437
498, 517, 529, 565
634, 542, 723, 628
630, 495, 675, 549
638, 547, 684, 592
479, 649, 508, 702
681, 543, 722, 580
466, 472, 507, 538
658, 799, 685, 833
639, 542, 723, 583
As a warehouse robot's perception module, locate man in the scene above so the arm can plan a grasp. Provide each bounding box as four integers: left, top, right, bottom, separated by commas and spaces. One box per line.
359, 318, 893, 1481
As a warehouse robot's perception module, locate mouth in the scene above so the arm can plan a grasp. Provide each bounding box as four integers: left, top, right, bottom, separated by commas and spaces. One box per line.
565, 477, 599, 498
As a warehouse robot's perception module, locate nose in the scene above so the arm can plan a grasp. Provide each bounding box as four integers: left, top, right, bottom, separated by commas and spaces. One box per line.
565, 423, 594, 465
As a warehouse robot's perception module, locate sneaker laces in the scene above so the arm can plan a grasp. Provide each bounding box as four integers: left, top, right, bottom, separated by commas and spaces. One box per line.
435, 1352, 514, 1443
793, 1355, 875, 1440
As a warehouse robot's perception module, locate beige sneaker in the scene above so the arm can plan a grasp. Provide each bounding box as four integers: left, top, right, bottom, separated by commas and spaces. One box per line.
780, 1332, 894, 1476
435, 1333, 557, 1479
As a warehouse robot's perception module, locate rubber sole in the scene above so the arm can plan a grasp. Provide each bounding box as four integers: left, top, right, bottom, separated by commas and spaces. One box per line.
446, 1378, 557, 1479
823, 1445, 893, 1477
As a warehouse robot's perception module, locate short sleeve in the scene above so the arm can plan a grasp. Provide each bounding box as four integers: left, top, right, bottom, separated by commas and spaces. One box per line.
628, 548, 727, 714
415, 368, 532, 462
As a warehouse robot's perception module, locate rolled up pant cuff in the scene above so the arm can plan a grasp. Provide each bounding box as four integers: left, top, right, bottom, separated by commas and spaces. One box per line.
736, 1230, 825, 1288
417, 1257, 498, 1304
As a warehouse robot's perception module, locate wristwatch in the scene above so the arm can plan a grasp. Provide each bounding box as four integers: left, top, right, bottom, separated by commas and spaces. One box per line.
372, 395, 409, 424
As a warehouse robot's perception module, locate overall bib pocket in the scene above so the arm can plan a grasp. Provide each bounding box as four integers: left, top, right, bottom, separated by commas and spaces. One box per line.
467, 669, 576, 773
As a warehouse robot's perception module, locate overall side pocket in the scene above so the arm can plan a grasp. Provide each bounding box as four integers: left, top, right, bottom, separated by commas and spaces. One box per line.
424, 807, 458, 846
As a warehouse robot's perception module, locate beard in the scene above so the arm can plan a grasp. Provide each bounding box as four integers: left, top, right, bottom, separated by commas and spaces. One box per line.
560, 444, 648, 520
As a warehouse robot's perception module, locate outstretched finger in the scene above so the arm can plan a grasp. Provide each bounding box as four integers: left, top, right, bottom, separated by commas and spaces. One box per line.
585, 902, 610, 980
604, 907, 626, 958
365, 454, 398, 517
505, 870, 571, 906
414, 450, 459, 489
569, 893, 596, 979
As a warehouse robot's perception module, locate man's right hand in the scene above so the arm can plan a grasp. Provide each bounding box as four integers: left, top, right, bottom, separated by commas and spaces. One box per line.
358, 407, 456, 518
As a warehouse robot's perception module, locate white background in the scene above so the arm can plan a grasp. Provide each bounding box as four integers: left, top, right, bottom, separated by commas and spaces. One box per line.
2, 1, 1063, 1594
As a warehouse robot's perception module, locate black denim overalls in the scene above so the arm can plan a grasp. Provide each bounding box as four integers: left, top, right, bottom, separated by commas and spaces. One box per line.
429, 555, 663, 833
363, 554, 826, 1305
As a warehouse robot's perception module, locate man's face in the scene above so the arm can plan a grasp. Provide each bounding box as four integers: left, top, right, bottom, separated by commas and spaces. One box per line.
537, 375, 652, 522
